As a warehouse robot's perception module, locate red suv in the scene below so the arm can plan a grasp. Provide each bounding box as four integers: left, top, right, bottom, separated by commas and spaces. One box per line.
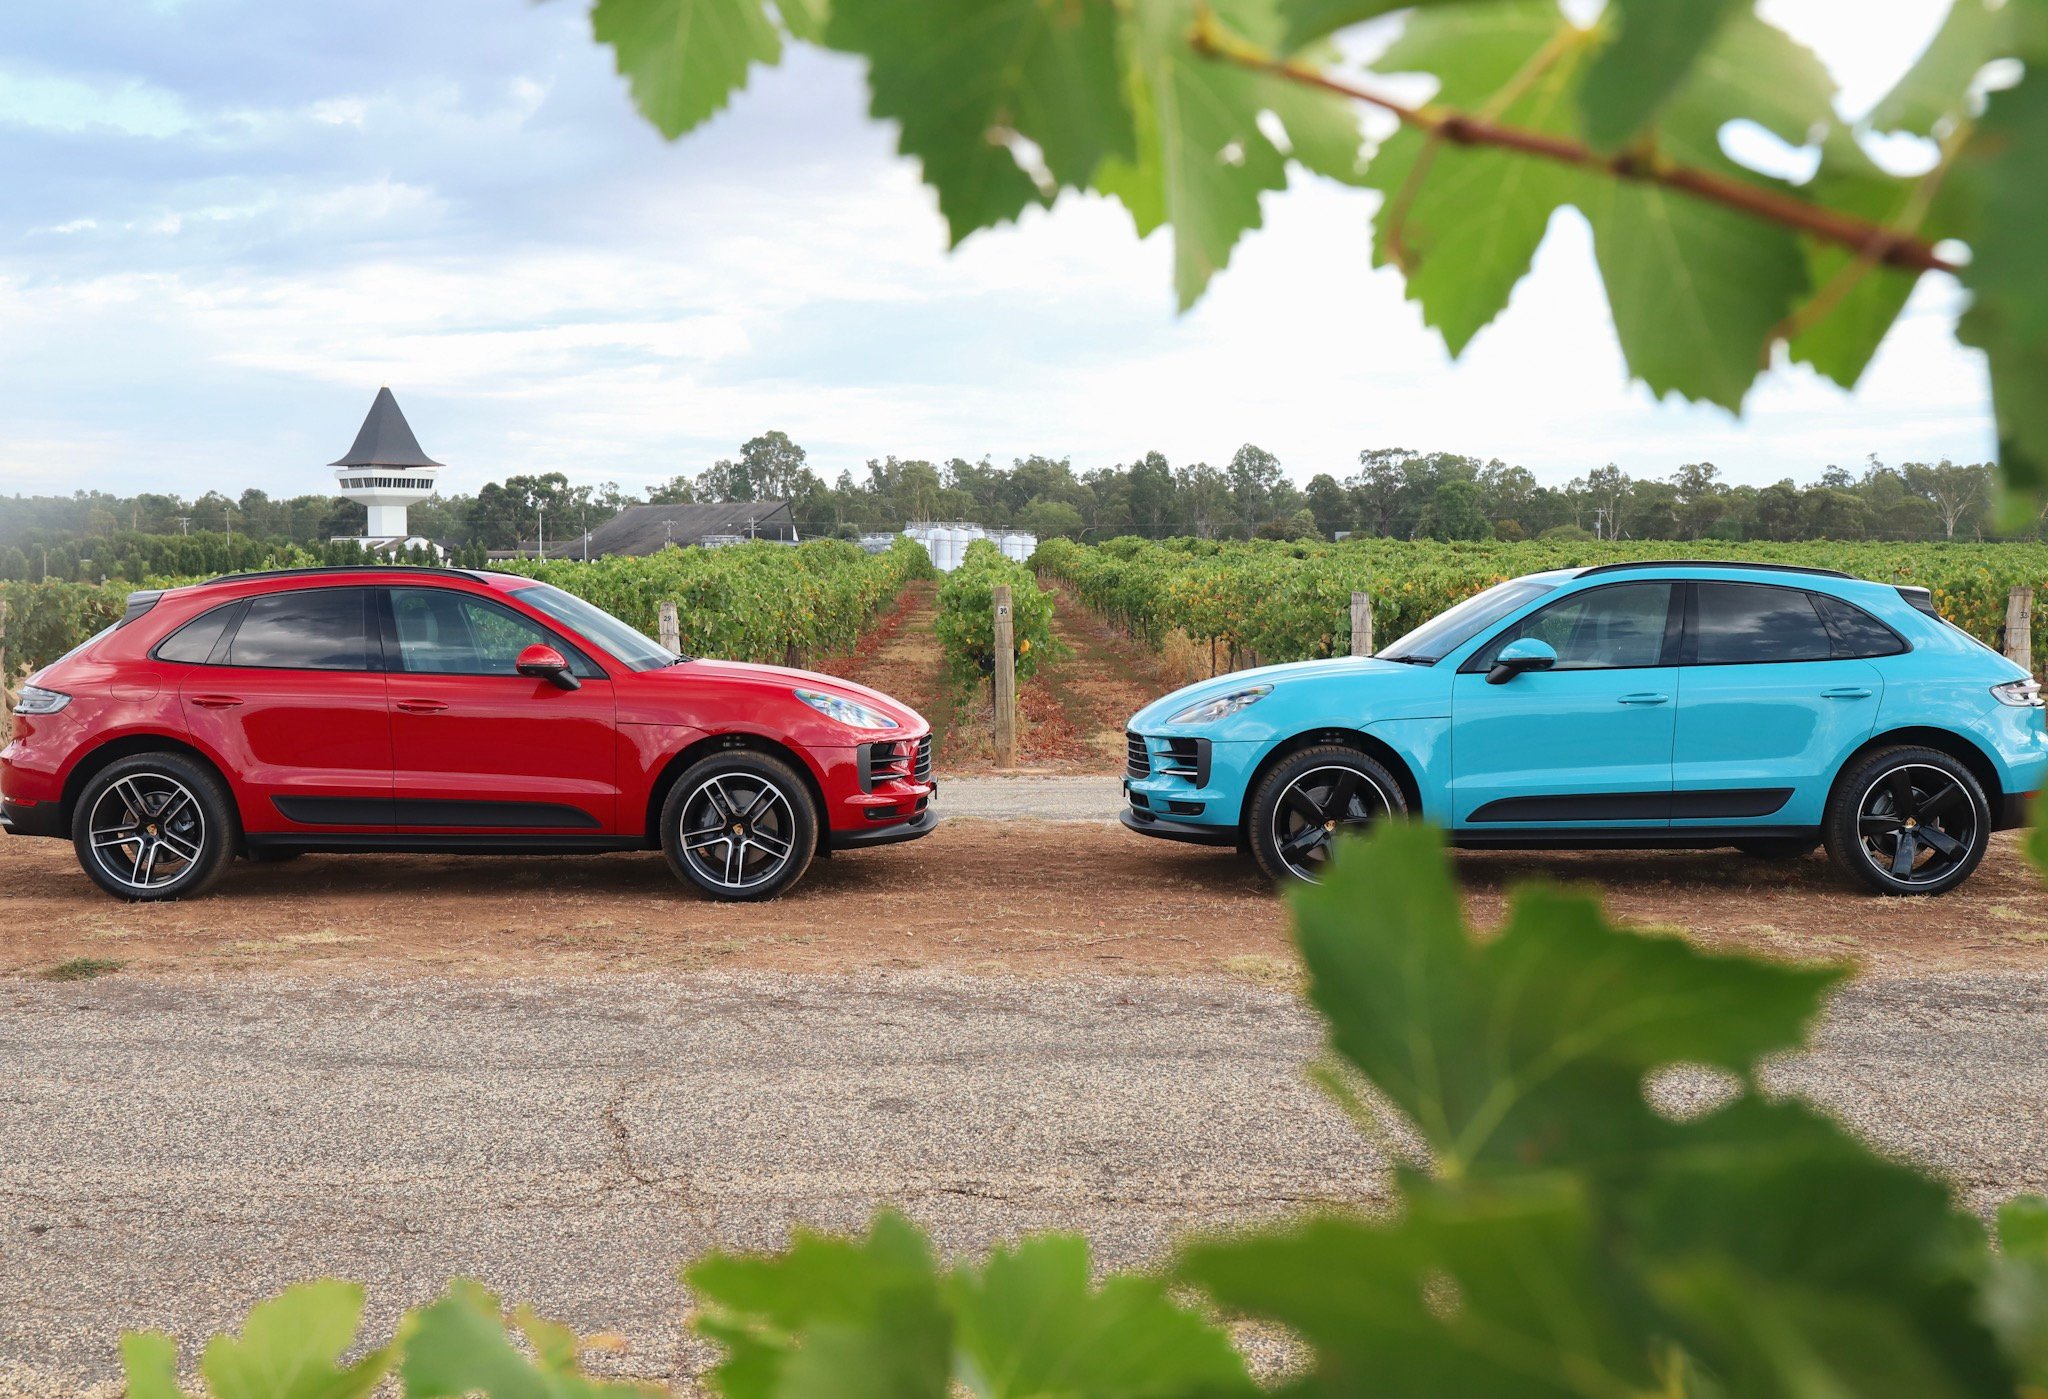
1, 567, 937, 901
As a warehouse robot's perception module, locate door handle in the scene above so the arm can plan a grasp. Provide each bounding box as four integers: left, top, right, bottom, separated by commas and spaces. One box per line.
1821, 687, 1873, 700
188, 695, 243, 709
395, 699, 449, 714
1617, 692, 1670, 705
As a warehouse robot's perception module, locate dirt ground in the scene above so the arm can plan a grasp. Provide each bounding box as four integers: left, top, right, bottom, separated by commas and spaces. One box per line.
4, 821, 2045, 982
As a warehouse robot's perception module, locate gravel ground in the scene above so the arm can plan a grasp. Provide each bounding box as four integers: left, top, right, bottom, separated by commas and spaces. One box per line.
3, 967, 2044, 1393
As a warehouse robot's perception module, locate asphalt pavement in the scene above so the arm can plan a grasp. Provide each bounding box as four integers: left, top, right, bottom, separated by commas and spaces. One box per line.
3, 967, 2045, 1393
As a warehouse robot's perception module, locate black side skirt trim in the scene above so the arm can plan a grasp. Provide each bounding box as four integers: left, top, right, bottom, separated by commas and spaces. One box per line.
274, 797, 604, 830
245, 833, 648, 856
1451, 824, 1817, 851
1468, 788, 1794, 823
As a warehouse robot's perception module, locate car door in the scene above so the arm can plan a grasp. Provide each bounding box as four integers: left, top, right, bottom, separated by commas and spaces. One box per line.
381, 586, 619, 834
1670, 581, 1887, 830
174, 587, 394, 834
1449, 581, 1679, 828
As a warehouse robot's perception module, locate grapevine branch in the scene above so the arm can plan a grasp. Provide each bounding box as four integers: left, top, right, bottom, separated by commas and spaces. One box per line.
1192, 22, 1961, 277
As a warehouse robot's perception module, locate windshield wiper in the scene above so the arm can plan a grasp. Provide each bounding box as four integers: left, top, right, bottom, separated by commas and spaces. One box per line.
1379, 654, 1436, 666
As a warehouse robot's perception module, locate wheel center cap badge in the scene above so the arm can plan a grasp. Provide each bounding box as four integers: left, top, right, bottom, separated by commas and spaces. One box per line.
1904, 817, 1918, 829
1324, 820, 1337, 832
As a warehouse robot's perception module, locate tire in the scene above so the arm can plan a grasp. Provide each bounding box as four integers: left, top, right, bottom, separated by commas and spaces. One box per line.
1246, 744, 1408, 885
70, 751, 238, 902
1733, 838, 1819, 861
660, 750, 818, 901
1823, 745, 1991, 897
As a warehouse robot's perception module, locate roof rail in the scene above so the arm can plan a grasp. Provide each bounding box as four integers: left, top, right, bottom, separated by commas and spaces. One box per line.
201, 565, 490, 586
1574, 559, 1852, 580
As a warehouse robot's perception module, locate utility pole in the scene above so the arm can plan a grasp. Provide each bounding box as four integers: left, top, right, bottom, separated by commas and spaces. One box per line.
536, 504, 546, 560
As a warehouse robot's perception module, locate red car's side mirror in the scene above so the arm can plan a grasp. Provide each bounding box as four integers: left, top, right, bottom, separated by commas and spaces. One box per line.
515, 643, 580, 691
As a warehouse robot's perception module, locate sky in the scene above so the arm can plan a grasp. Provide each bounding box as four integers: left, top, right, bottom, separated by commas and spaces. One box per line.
0, 0, 1994, 503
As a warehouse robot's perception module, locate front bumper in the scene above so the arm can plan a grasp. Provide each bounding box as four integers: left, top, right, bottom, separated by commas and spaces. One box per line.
828, 807, 939, 851
1118, 807, 1238, 847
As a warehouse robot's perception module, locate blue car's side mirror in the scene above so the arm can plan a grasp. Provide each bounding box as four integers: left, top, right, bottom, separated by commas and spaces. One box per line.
1487, 637, 1557, 686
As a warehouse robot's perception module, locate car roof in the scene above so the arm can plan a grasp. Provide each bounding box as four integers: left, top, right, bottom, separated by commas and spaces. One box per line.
1572, 559, 1852, 581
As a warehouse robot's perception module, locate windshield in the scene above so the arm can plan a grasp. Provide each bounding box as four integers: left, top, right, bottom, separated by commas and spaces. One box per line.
1376, 578, 1559, 663
510, 582, 682, 671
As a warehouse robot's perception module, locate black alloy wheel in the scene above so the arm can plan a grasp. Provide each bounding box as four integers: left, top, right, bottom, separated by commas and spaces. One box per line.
1823, 746, 1990, 896
1246, 745, 1408, 885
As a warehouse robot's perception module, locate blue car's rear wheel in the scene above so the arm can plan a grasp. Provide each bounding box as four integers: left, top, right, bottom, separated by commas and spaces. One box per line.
1823, 746, 1989, 896
1247, 745, 1407, 885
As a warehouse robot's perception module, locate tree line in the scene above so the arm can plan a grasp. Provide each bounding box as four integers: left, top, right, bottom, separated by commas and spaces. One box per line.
0, 435, 2022, 582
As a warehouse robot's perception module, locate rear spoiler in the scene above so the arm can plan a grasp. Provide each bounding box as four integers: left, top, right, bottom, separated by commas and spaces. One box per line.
1895, 585, 1940, 619
116, 590, 164, 629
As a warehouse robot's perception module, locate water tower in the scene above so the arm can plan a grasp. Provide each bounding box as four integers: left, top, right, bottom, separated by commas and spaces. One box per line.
331, 387, 441, 544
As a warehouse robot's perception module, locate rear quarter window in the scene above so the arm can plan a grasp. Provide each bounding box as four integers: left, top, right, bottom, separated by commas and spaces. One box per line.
1812, 594, 1908, 659
152, 603, 240, 664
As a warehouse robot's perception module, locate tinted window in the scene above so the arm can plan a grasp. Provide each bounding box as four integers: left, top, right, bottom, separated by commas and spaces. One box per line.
1475, 582, 1672, 671
154, 603, 239, 664
1812, 593, 1908, 658
391, 588, 556, 675
1378, 577, 1558, 662
1692, 583, 1834, 665
226, 589, 370, 671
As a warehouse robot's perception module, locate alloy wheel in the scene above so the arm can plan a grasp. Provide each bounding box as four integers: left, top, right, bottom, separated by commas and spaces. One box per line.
1270, 764, 1394, 883
677, 773, 799, 893
1855, 763, 1979, 889
86, 772, 206, 892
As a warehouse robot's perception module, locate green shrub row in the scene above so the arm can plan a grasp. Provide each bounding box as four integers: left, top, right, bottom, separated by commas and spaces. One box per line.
932, 538, 1061, 683
1035, 536, 2048, 672
1, 539, 930, 675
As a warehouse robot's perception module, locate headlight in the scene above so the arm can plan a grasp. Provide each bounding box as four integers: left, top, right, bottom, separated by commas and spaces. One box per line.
794, 688, 899, 729
12, 685, 71, 716
1993, 679, 2043, 708
1167, 685, 1272, 726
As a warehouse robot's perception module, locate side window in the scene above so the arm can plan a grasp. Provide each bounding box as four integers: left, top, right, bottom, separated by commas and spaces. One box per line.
225, 589, 371, 671
153, 602, 240, 664
1691, 583, 1835, 665
1474, 582, 1673, 671
391, 588, 556, 676
1812, 593, 1908, 658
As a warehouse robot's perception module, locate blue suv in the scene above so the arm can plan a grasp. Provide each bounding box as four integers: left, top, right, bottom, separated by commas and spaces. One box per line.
1122, 561, 2046, 895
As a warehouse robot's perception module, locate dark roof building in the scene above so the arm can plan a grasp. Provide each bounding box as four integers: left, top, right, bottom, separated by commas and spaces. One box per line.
331, 386, 444, 470
542, 500, 799, 558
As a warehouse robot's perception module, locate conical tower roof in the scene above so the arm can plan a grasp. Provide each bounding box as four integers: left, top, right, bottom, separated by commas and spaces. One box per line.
330, 387, 443, 469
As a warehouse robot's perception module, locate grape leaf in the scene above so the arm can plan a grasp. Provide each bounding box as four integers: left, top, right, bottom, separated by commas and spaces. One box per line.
1286, 823, 1841, 1176
591, 0, 786, 140
1578, 0, 1749, 151
776, 0, 828, 44
1363, 3, 1594, 353
1183, 1179, 1655, 1396
1867, 0, 2013, 136
684, 1211, 951, 1399
1986, 1196, 2048, 1385
400, 1281, 656, 1398
947, 1234, 1256, 1397
198, 1280, 392, 1399
1784, 134, 1938, 389
1277, 0, 1465, 53
1581, 9, 1833, 409
1103, 0, 1363, 308
826, 0, 1133, 245
122, 1332, 190, 1399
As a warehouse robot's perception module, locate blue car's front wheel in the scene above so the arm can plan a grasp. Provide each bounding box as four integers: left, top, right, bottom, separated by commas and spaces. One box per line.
1247, 746, 1408, 885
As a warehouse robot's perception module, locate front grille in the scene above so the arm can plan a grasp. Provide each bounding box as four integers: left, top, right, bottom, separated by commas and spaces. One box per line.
1126, 732, 1151, 779
914, 734, 933, 783
1156, 737, 1211, 787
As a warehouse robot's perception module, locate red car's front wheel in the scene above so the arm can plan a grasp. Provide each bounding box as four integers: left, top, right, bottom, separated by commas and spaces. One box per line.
659, 750, 818, 901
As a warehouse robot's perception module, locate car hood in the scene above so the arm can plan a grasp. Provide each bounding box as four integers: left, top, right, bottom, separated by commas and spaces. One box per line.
639, 658, 929, 732
1129, 656, 1436, 731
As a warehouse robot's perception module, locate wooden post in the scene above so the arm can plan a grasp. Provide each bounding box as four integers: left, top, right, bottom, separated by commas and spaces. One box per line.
657, 601, 680, 654
1350, 591, 1374, 657
2006, 586, 2035, 673
991, 584, 1017, 768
